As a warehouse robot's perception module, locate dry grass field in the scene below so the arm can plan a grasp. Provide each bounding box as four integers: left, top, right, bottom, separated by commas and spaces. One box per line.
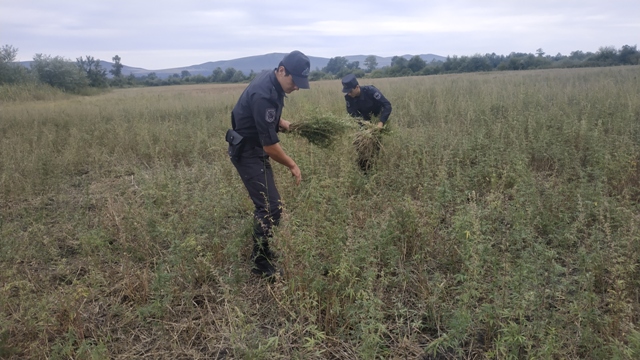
1, 66, 640, 359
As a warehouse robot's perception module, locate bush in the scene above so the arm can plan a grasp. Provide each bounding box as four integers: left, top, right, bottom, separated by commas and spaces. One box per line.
31, 54, 89, 93
0, 62, 32, 85
0, 44, 33, 85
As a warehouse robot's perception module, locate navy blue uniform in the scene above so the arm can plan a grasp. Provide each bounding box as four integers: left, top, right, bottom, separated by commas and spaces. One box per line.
229, 69, 285, 242
226, 50, 310, 279
344, 85, 392, 124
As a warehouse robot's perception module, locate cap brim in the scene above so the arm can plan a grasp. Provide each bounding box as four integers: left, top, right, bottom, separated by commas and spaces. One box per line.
292, 75, 310, 89
342, 86, 353, 93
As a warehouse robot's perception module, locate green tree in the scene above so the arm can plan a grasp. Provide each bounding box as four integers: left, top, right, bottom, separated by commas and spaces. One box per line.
388, 56, 411, 76
210, 67, 224, 82
340, 68, 365, 78
322, 56, 349, 75
191, 74, 208, 83
144, 72, 158, 86
0, 44, 31, 84
407, 55, 426, 73
32, 54, 89, 92
224, 67, 237, 82
109, 55, 124, 87
618, 45, 640, 65
308, 70, 327, 81
460, 56, 492, 72
419, 63, 442, 75
391, 56, 408, 68
126, 73, 136, 86
0, 44, 18, 63
368, 69, 386, 78
590, 46, 617, 65
485, 52, 504, 68
336, 60, 361, 78
247, 70, 257, 81
76, 56, 108, 87
166, 75, 181, 85
181, 70, 191, 78
110, 55, 123, 77
230, 70, 246, 83
569, 50, 587, 60
442, 55, 457, 72
364, 55, 378, 72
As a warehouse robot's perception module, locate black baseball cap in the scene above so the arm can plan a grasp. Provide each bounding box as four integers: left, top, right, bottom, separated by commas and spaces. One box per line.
281, 50, 310, 89
341, 74, 358, 93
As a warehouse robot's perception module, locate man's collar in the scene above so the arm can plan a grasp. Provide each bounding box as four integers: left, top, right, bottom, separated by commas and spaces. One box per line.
270, 70, 285, 97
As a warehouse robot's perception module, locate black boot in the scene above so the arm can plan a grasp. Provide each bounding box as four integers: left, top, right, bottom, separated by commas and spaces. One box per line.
358, 158, 372, 174
251, 240, 278, 279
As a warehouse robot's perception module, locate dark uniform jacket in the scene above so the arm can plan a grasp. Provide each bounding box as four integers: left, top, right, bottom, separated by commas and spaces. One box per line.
231, 70, 285, 150
344, 85, 392, 124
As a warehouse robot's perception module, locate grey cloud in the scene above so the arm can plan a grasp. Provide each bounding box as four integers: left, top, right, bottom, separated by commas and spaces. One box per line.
2, 1, 638, 69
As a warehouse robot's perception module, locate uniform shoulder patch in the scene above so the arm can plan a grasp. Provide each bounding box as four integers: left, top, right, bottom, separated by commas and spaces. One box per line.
265, 108, 276, 123
374, 92, 382, 100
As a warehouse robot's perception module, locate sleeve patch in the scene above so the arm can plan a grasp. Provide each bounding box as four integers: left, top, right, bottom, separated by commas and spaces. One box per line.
374, 92, 382, 100
265, 108, 276, 123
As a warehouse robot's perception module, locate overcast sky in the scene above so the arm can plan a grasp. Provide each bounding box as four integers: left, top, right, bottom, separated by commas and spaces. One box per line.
2, 0, 638, 70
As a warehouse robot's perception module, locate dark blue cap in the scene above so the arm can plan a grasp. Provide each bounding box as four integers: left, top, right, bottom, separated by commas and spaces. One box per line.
281, 50, 310, 89
341, 73, 358, 93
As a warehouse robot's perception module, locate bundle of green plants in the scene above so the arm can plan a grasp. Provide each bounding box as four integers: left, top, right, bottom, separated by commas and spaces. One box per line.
287, 113, 353, 148
352, 122, 390, 162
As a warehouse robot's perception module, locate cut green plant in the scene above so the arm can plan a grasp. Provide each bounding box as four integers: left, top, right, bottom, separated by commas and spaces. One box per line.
287, 112, 353, 148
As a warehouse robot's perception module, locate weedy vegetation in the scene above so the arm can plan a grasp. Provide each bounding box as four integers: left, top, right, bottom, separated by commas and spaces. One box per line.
1, 67, 640, 359
352, 123, 392, 168
287, 112, 354, 148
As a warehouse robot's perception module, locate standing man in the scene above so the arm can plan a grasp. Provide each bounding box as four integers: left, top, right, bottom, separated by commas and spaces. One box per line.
226, 50, 310, 279
341, 73, 392, 172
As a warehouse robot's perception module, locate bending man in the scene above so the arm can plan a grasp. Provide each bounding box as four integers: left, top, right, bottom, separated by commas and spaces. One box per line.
226, 50, 311, 278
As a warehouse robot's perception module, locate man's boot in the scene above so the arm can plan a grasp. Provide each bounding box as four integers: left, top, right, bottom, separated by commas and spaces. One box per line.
251, 239, 277, 279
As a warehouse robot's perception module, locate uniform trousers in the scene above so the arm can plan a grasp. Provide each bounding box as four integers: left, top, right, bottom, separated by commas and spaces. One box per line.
230, 146, 282, 242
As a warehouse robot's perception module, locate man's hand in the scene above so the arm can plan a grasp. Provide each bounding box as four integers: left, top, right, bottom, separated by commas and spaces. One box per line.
263, 143, 302, 185
279, 119, 291, 132
377, 121, 384, 129
289, 163, 302, 185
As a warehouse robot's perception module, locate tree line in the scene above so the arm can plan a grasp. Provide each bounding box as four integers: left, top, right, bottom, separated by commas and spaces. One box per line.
1, 44, 638, 93
319, 46, 640, 79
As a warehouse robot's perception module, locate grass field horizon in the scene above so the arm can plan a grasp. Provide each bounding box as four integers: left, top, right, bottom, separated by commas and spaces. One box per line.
2, 66, 640, 359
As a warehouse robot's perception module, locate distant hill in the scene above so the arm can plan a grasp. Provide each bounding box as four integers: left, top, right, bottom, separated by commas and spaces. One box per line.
17, 53, 446, 79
